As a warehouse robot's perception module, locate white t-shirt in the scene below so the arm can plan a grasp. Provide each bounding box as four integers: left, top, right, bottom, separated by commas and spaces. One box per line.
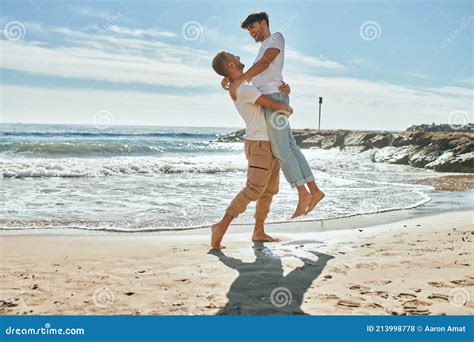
233, 83, 269, 141
252, 32, 285, 95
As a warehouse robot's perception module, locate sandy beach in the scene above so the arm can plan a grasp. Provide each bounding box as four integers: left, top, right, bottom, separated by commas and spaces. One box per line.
1, 209, 472, 316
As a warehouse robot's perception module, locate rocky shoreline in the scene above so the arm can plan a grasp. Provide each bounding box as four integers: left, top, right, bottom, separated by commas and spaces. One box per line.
217, 125, 473, 173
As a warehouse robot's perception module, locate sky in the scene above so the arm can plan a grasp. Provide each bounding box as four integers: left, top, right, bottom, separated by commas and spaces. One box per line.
0, 0, 472, 130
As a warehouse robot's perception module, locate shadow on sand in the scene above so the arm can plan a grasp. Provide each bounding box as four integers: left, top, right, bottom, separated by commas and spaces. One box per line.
208, 241, 334, 315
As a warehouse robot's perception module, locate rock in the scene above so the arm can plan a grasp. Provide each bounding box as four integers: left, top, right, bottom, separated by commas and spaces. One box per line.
390, 131, 430, 147
215, 127, 473, 173
430, 135, 452, 150
300, 135, 324, 148
409, 145, 443, 168
369, 134, 391, 149
292, 130, 313, 145
391, 134, 411, 147
411, 132, 432, 146
453, 142, 473, 155
321, 134, 344, 149
217, 129, 245, 142
407, 123, 473, 132
373, 146, 418, 164
448, 137, 471, 148
449, 138, 473, 154
344, 131, 376, 147
426, 152, 474, 172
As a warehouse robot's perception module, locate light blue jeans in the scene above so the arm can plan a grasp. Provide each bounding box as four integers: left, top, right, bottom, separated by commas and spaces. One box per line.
263, 92, 315, 188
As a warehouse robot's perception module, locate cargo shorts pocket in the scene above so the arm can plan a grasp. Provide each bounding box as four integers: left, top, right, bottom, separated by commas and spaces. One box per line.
248, 141, 273, 171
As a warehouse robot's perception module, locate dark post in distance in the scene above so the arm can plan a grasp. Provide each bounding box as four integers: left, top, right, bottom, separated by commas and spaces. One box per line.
318, 97, 323, 131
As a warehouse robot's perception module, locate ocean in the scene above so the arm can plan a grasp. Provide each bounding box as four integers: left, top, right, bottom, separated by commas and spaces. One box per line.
1, 123, 443, 232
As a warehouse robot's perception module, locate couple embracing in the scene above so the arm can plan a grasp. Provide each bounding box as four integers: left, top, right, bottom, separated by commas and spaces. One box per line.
211, 12, 325, 250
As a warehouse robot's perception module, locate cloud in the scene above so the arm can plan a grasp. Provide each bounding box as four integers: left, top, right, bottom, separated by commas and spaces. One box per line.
453, 76, 473, 86
429, 86, 473, 98
0, 21, 471, 130
2, 72, 471, 131
72, 6, 122, 21
284, 72, 472, 130
239, 43, 346, 71
0, 39, 215, 88
406, 72, 430, 80
285, 47, 346, 70
0, 17, 219, 88
108, 25, 177, 38
0, 84, 239, 128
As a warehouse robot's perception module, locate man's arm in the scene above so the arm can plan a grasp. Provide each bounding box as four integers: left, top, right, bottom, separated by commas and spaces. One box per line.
239, 48, 280, 82
229, 48, 280, 100
255, 95, 293, 115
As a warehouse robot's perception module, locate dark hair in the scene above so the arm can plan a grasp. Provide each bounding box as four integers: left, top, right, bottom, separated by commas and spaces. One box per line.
241, 12, 269, 29
211, 51, 229, 77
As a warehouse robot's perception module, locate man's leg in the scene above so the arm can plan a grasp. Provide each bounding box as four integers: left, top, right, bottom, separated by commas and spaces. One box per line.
304, 181, 325, 215
286, 127, 325, 215
211, 213, 233, 249
263, 105, 304, 187
253, 157, 280, 242
211, 140, 274, 249
263, 93, 311, 218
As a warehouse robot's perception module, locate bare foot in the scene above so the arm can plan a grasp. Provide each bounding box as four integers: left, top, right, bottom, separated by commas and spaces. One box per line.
292, 192, 312, 219
210, 223, 226, 250
304, 191, 325, 215
252, 232, 281, 242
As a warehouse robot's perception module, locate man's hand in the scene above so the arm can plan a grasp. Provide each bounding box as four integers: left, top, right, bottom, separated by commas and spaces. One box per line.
255, 95, 293, 116
278, 82, 291, 96
221, 77, 230, 91
273, 103, 293, 116
282, 104, 293, 116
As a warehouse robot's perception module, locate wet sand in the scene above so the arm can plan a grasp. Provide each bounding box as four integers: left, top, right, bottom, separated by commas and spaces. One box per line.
416, 174, 474, 191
